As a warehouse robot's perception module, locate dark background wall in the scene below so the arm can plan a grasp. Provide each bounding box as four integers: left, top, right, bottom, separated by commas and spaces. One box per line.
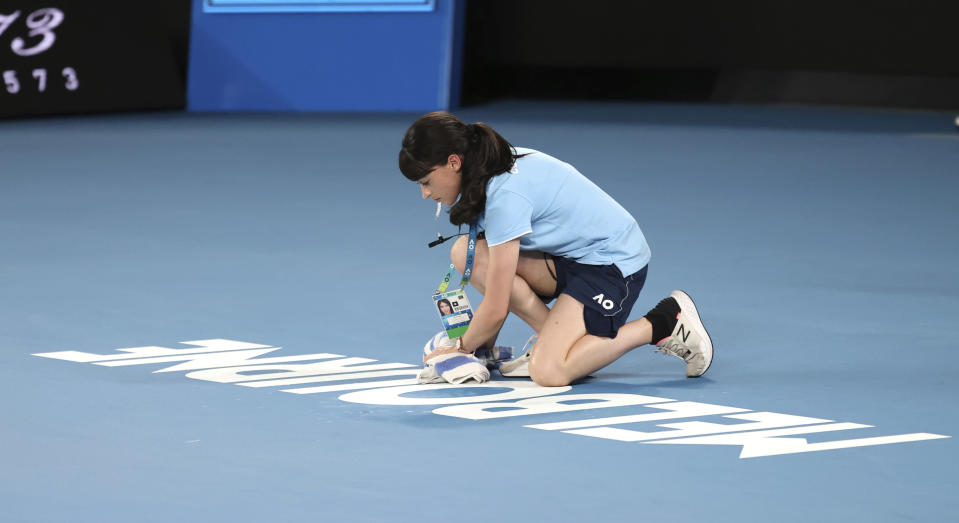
4, 0, 958, 118
462, 1, 959, 110
0, 0, 190, 118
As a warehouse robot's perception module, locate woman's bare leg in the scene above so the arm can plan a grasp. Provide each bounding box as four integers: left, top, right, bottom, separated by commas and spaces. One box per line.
529, 295, 654, 387
451, 238, 652, 382
450, 236, 556, 333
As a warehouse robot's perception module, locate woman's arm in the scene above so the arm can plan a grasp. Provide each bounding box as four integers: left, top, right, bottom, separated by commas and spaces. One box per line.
457, 238, 520, 353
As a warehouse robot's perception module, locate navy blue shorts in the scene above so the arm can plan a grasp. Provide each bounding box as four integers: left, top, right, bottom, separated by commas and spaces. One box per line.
538, 255, 648, 339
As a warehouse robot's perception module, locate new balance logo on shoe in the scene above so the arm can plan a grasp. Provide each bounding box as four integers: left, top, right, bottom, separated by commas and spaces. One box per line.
655, 290, 712, 378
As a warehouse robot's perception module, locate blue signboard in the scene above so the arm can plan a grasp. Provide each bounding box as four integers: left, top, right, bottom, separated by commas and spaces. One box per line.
204, 0, 435, 13
188, 0, 462, 111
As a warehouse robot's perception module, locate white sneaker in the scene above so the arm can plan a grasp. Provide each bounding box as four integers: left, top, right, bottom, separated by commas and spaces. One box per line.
654, 290, 713, 377
499, 335, 536, 377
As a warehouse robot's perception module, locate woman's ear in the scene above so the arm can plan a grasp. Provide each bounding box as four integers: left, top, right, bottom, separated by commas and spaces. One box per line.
448, 154, 462, 172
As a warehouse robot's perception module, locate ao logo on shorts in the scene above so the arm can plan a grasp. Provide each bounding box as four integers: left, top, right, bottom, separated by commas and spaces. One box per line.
592, 293, 614, 310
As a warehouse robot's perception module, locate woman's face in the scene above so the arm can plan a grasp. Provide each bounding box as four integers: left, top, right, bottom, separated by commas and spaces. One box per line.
417, 154, 462, 206
438, 301, 453, 315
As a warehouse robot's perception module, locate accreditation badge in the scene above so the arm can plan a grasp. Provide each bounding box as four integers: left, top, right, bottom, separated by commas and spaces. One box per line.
433, 289, 474, 339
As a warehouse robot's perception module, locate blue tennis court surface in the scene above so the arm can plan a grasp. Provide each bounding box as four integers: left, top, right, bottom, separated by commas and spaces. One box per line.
2, 102, 957, 522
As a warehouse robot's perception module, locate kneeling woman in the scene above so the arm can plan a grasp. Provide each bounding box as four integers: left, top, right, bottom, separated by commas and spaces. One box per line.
399, 112, 712, 387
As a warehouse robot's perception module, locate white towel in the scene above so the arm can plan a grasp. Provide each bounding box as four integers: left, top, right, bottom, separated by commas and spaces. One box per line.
419, 331, 489, 384
416, 365, 446, 384
418, 352, 490, 384
422, 331, 454, 358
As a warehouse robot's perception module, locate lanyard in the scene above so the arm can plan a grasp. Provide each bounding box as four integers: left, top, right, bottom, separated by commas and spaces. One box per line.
435, 221, 477, 294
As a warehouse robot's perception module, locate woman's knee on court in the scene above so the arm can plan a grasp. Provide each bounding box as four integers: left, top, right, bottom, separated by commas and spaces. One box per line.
529, 349, 573, 387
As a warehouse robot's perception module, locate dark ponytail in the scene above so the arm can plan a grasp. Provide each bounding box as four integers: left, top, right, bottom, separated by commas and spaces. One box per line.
399, 111, 523, 226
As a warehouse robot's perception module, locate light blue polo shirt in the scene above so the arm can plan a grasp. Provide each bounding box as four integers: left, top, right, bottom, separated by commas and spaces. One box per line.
476, 148, 650, 277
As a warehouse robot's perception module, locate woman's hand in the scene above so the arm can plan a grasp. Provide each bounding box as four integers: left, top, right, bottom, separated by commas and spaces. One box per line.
423, 343, 471, 363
